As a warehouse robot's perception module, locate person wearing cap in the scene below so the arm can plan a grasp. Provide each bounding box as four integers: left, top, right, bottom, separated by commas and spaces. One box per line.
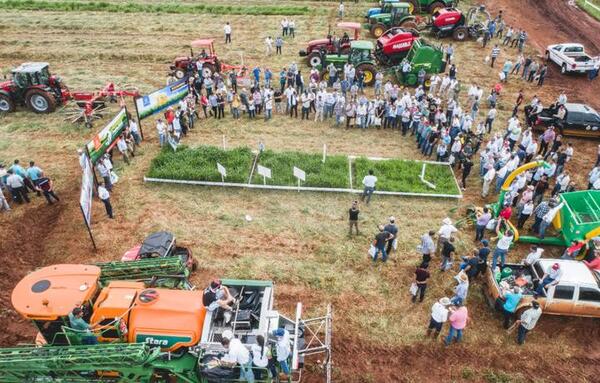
384, 216, 398, 255
427, 297, 450, 339
477, 240, 491, 274
220, 330, 254, 382
348, 201, 360, 236
272, 328, 291, 380
536, 263, 563, 296
445, 302, 470, 346
516, 300, 542, 345
202, 279, 235, 312
436, 218, 458, 257
501, 286, 522, 329
372, 225, 394, 263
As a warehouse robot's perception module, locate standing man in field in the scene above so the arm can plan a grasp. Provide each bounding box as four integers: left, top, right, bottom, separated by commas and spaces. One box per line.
348, 200, 360, 236
97, 183, 113, 219
275, 36, 283, 55
490, 44, 501, 68
445, 302, 470, 346
372, 225, 394, 263
384, 216, 398, 255
360, 169, 377, 205
419, 230, 436, 264
224, 22, 232, 44
516, 300, 542, 345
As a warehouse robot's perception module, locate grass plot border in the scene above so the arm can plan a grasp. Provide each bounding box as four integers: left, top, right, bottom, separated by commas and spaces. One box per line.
145, 147, 462, 199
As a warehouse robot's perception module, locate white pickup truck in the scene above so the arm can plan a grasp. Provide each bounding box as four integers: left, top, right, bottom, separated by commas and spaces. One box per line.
545, 43, 598, 74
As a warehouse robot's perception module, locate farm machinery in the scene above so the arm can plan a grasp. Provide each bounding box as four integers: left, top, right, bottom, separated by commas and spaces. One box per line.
486, 161, 600, 248
319, 40, 378, 86
299, 22, 361, 67
426, 5, 490, 41
170, 38, 250, 84
366, 0, 456, 20
365, 2, 419, 38
393, 39, 446, 86
375, 27, 421, 65
365, 0, 400, 19
0, 263, 333, 383
0, 62, 139, 128
121, 230, 198, 271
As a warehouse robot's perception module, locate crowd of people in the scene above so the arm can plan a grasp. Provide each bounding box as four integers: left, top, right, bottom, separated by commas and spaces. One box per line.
0, 159, 60, 211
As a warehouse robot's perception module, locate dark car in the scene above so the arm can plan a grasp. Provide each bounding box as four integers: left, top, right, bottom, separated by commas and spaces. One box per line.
535, 103, 600, 138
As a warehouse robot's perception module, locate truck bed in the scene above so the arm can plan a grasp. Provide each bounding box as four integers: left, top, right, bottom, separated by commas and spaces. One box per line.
486, 263, 539, 301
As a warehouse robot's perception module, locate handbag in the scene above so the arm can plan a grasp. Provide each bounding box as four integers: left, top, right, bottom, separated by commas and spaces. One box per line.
409, 282, 418, 296
368, 244, 377, 259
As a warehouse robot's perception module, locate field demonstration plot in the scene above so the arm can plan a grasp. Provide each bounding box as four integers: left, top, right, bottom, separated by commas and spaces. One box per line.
2, 0, 600, 382
146, 145, 461, 197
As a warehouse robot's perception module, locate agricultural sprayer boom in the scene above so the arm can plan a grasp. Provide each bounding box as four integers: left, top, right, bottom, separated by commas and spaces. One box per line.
0, 343, 161, 382
95, 257, 191, 288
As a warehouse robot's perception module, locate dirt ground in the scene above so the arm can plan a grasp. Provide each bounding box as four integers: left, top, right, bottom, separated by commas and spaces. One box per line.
1, 1, 600, 382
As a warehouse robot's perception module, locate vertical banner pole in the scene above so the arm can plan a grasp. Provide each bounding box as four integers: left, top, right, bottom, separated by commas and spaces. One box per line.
298, 179, 301, 192
322, 143, 327, 163
221, 174, 225, 185
80, 203, 97, 251
263, 175, 266, 185
133, 96, 144, 140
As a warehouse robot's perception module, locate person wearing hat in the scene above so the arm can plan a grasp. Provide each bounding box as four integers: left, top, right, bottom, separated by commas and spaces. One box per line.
436, 218, 458, 257
220, 330, 254, 382
516, 300, 542, 345
536, 262, 562, 296
427, 297, 450, 339
451, 273, 469, 305
202, 279, 235, 312
372, 225, 394, 263
445, 301, 470, 346
384, 216, 398, 255
271, 328, 291, 380
501, 286, 522, 329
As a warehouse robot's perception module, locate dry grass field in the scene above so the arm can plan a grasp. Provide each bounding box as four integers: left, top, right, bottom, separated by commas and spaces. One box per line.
1, 1, 600, 382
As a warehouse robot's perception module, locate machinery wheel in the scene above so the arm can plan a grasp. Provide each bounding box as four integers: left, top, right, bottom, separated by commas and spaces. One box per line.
358, 64, 376, 86
429, 1, 445, 14
174, 68, 186, 79
0, 93, 15, 113
307, 52, 322, 67
452, 27, 468, 41
400, 20, 418, 29
371, 23, 386, 38
405, 0, 419, 14
25, 89, 56, 113
202, 63, 215, 78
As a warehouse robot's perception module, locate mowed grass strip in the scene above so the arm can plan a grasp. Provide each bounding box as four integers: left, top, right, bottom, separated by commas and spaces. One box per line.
147, 145, 254, 183
251, 149, 350, 188
0, 0, 314, 15
353, 157, 461, 195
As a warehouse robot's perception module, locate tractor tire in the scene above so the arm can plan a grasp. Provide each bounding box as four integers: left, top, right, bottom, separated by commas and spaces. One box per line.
307, 52, 323, 68
358, 64, 377, 86
174, 68, 186, 79
0, 93, 15, 113
452, 26, 468, 41
405, 0, 419, 14
25, 89, 56, 114
400, 20, 418, 29
428, 1, 445, 14
371, 23, 386, 38
202, 63, 215, 78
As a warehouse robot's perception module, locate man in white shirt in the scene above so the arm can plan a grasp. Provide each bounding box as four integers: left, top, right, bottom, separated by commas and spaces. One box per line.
523, 245, 543, 265
536, 263, 562, 295
220, 330, 254, 382
156, 119, 167, 147
272, 328, 291, 379
224, 22, 232, 44
516, 300, 542, 345
436, 218, 458, 257
427, 297, 451, 339
6, 170, 29, 204
116, 136, 130, 165
588, 166, 600, 189
360, 170, 377, 204
129, 119, 141, 145
265, 36, 273, 56
482, 166, 496, 197
97, 183, 113, 219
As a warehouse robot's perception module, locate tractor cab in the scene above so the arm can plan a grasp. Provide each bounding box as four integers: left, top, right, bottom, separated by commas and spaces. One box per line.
348, 40, 375, 64
390, 2, 413, 22
299, 21, 361, 67
320, 40, 377, 85
170, 38, 222, 79
365, 0, 400, 19
121, 231, 197, 271
197, 279, 305, 381
367, 3, 418, 38
0, 62, 64, 113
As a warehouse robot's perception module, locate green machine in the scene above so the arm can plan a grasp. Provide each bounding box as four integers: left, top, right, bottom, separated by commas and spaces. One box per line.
320, 40, 378, 85
488, 161, 600, 247
393, 39, 446, 86
365, 0, 401, 20
365, 3, 417, 38
95, 257, 192, 289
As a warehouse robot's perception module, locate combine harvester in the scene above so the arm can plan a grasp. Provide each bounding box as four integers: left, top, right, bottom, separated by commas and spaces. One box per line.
0, 262, 332, 382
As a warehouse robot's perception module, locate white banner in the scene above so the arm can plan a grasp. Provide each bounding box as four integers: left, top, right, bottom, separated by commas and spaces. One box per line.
79, 154, 94, 226
257, 164, 272, 179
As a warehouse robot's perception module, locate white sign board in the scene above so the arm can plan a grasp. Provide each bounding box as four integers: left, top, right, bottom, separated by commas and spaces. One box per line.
79, 154, 94, 226
217, 162, 227, 177
257, 165, 272, 179
293, 166, 306, 181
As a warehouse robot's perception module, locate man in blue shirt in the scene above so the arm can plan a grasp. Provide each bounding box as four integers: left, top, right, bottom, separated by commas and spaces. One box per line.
27, 161, 43, 185
68, 307, 98, 344
502, 286, 522, 329
10, 159, 37, 194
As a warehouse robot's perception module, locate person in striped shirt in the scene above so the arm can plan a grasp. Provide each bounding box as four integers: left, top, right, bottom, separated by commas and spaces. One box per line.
490, 45, 501, 68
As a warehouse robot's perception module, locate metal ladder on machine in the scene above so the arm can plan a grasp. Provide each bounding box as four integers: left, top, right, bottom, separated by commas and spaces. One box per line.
291, 303, 333, 383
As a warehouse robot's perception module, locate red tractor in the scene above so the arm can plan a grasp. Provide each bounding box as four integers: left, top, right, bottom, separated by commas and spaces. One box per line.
299, 22, 362, 67
375, 27, 421, 66
0, 62, 139, 128
0, 62, 66, 114
427, 6, 490, 41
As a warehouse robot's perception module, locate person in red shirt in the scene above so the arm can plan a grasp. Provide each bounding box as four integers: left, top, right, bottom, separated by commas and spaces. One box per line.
164, 108, 175, 130
499, 204, 512, 220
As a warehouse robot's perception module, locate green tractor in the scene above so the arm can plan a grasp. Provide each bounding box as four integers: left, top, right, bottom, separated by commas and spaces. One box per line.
320, 40, 378, 86
394, 39, 446, 86
365, 3, 419, 38
405, 0, 457, 14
